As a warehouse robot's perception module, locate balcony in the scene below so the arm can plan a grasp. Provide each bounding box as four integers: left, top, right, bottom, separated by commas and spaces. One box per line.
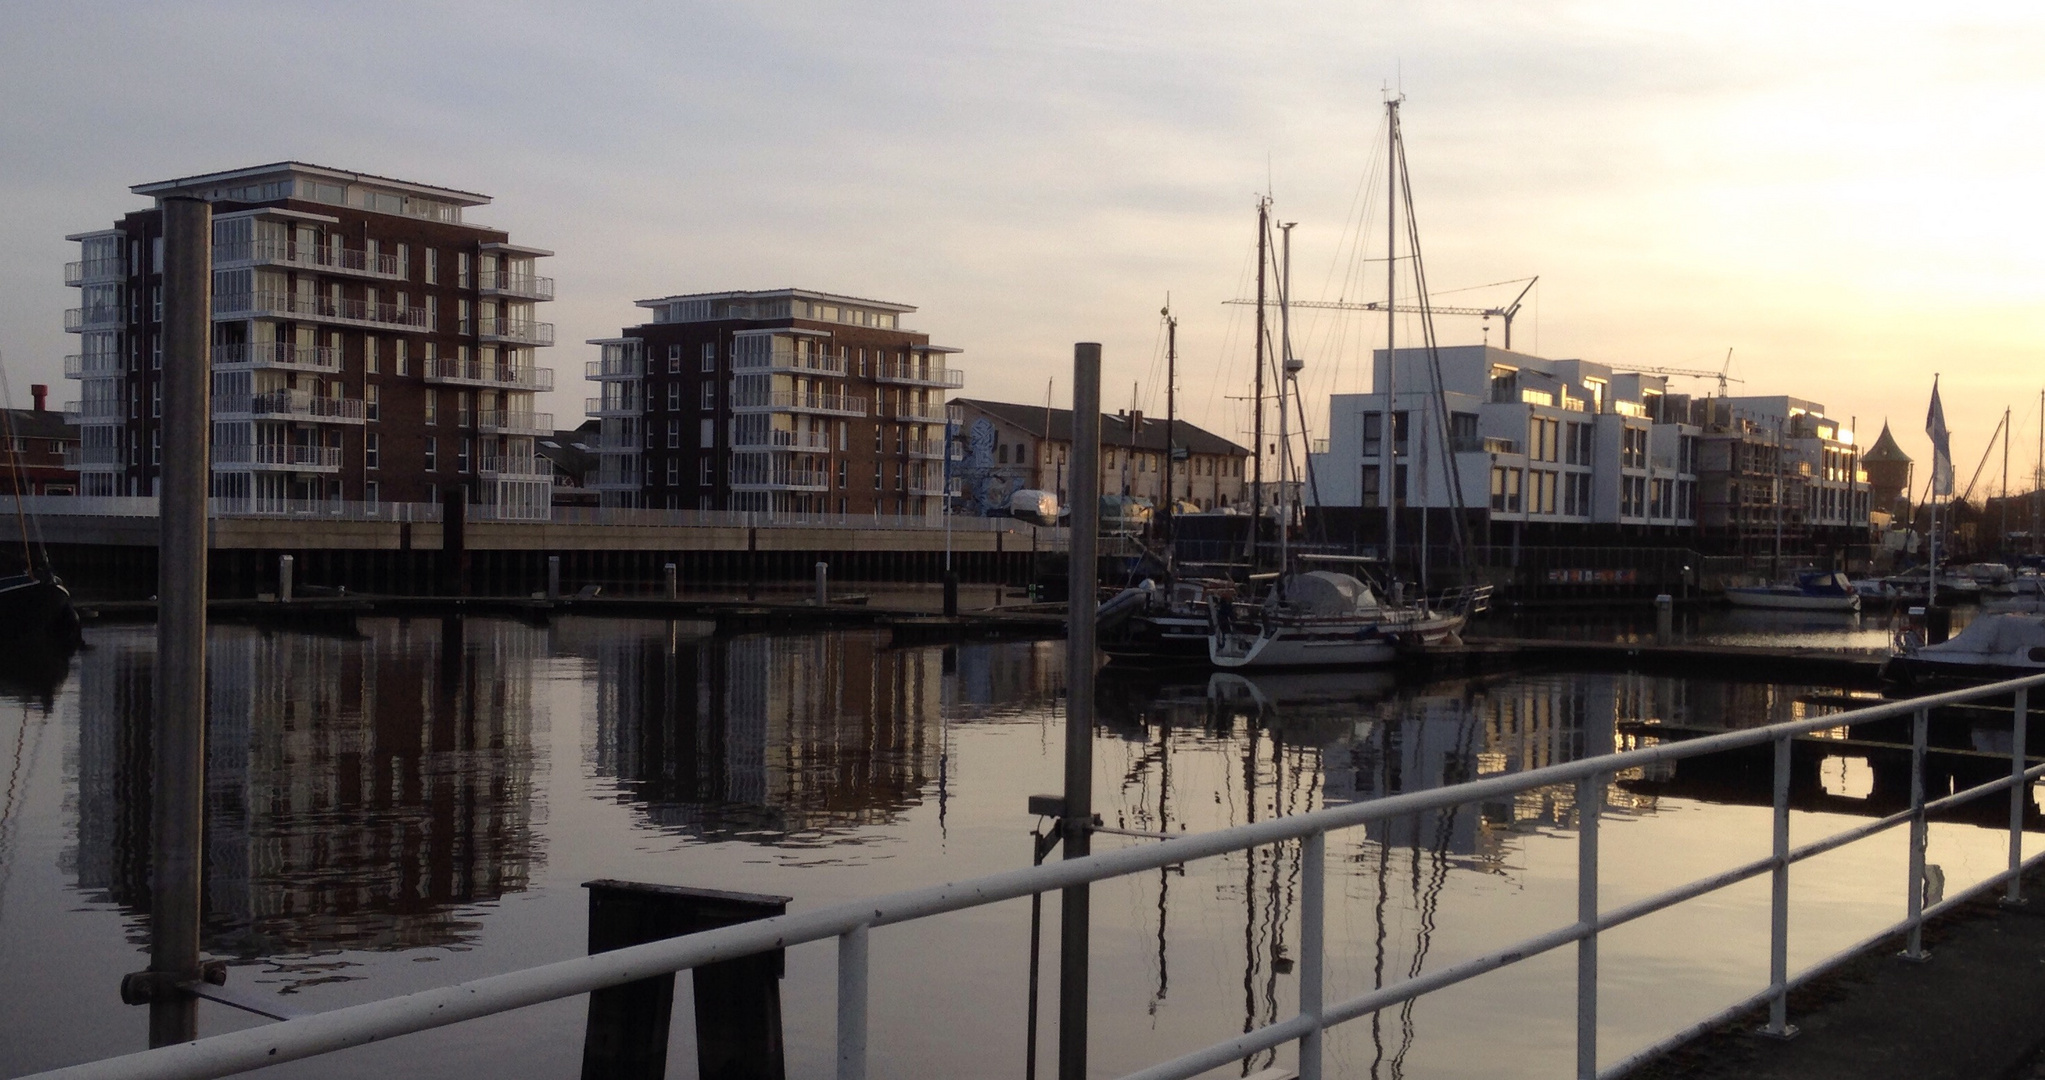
590, 436, 642, 454
65, 306, 124, 333
64, 257, 126, 286
477, 271, 555, 301
881, 400, 950, 423
730, 461, 830, 492
591, 464, 642, 491
63, 400, 124, 423
477, 410, 554, 436
907, 478, 950, 496
216, 390, 367, 425
425, 358, 555, 391
62, 446, 124, 470
210, 342, 341, 374
216, 291, 430, 333
733, 429, 833, 452
731, 390, 868, 418
478, 453, 550, 480
64, 353, 125, 378
584, 396, 643, 419
733, 352, 847, 377
905, 438, 946, 460
586, 357, 645, 380
875, 361, 964, 389
215, 240, 405, 281
473, 318, 555, 347
214, 444, 343, 473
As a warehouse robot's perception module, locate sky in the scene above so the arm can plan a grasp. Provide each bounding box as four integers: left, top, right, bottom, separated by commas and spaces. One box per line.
3, 1, 2043, 494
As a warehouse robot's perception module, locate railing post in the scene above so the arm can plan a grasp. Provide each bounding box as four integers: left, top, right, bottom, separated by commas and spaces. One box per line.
837, 923, 869, 1080
2009, 687, 2029, 906
1298, 830, 1326, 1080
1903, 707, 1932, 961
1577, 771, 1601, 1080
1762, 733, 1799, 1037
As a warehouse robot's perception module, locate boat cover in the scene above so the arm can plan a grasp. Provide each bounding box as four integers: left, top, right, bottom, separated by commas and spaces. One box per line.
1919, 613, 2045, 663
1282, 571, 1380, 616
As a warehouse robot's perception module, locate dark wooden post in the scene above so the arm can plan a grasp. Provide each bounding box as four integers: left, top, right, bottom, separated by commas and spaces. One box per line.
581, 880, 792, 1080
441, 486, 468, 596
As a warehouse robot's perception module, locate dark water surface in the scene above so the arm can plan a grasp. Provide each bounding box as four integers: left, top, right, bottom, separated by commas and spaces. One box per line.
0, 617, 2034, 1079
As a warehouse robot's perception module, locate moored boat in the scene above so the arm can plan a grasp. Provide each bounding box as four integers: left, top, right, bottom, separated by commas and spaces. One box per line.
1726, 571, 1861, 613
1883, 612, 2045, 690
1208, 570, 1487, 670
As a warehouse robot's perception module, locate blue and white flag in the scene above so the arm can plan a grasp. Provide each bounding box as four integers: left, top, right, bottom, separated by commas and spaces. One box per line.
1925, 376, 1954, 497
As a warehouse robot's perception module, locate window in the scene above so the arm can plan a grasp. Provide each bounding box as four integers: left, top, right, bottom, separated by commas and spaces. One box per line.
668, 344, 682, 374
858, 349, 868, 378
457, 391, 471, 427
424, 389, 438, 425
700, 382, 715, 410
999, 442, 1009, 464
458, 437, 472, 473
663, 383, 678, 411
151, 384, 160, 418
150, 430, 160, 465
700, 419, 715, 448
151, 337, 162, 370
838, 460, 848, 488
699, 458, 714, 486
701, 343, 716, 372
667, 458, 679, 486
457, 252, 471, 287
395, 339, 409, 377
667, 419, 681, 449
365, 432, 380, 469
424, 436, 438, 471
873, 462, 882, 489
365, 385, 380, 421
426, 295, 438, 331
365, 480, 379, 507
365, 336, 379, 374
425, 249, 438, 284
1489, 467, 1523, 512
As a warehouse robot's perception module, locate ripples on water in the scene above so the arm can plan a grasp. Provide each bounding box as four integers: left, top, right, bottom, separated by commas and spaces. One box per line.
0, 616, 2034, 1078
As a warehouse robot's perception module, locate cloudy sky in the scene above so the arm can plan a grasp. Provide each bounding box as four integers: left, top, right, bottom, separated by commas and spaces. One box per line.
3, 2, 2041, 491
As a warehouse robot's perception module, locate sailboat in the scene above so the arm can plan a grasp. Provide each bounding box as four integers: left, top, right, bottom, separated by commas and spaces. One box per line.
0, 361, 81, 652
1206, 96, 1488, 672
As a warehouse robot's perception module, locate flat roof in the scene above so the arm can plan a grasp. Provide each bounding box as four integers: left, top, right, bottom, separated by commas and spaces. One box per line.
132, 161, 491, 207
634, 288, 916, 314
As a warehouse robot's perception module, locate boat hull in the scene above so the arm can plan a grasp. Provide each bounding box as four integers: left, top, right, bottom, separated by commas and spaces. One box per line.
1725, 589, 1860, 613
1210, 612, 1465, 670
0, 575, 81, 649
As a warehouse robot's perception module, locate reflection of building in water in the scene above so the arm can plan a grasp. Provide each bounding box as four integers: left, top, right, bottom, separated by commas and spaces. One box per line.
570, 624, 980, 840
71, 619, 542, 957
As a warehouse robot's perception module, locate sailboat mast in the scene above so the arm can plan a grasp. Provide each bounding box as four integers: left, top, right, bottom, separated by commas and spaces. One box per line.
1772, 416, 1784, 579
1252, 198, 1268, 572
1164, 305, 1176, 548
1383, 97, 1401, 591
2003, 405, 2011, 551
1278, 221, 1297, 580
2036, 388, 2042, 557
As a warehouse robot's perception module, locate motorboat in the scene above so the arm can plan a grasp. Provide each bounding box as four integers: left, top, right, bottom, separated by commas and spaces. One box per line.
1099, 576, 1234, 665
1208, 570, 1487, 670
1884, 612, 2045, 690
1961, 563, 2017, 597
1726, 571, 1862, 613
1848, 577, 1901, 607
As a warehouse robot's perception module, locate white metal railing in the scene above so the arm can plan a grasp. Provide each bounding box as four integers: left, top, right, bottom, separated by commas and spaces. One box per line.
584, 396, 641, 418
215, 391, 366, 423
476, 410, 553, 435
215, 291, 429, 332
477, 453, 549, 479
733, 351, 848, 377
904, 438, 945, 459
205, 498, 441, 521
61, 446, 123, 468
22, 676, 2045, 1080
731, 390, 869, 417
585, 358, 644, 380
476, 271, 556, 300
63, 399, 123, 421
882, 400, 949, 422
733, 429, 833, 451
64, 257, 127, 286
472, 317, 556, 346
214, 239, 405, 280
210, 342, 341, 373
874, 361, 965, 388
425, 359, 555, 391
214, 444, 344, 470
730, 463, 830, 491
65, 306, 123, 332
64, 353, 125, 378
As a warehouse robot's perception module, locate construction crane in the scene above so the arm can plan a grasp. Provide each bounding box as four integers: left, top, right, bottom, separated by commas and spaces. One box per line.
1228, 276, 1540, 349
1617, 349, 1743, 396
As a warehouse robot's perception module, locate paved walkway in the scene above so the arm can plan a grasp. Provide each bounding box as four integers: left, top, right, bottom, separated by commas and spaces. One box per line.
1632, 867, 2045, 1080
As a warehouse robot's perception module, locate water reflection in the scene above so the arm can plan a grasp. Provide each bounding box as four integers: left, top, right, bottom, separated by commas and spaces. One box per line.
70, 619, 542, 968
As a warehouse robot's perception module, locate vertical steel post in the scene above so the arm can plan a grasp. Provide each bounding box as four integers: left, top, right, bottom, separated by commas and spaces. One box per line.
2009, 688, 2029, 905
1297, 830, 1326, 1080
548, 554, 561, 600
837, 924, 869, 1080
816, 561, 829, 607
664, 561, 677, 601
1059, 343, 1102, 1080
1576, 772, 1601, 1080
278, 553, 293, 602
1764, 733, 1798, 1037
1904, 708, 1931, 960
151, 196, 211, 1046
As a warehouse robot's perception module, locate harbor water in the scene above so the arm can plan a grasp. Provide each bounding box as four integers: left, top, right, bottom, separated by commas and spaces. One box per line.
0, 616, 2036, 1079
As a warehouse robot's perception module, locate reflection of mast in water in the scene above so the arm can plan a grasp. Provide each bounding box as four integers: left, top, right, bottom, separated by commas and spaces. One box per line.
1151, 715, 1173, 1016
1389, 715, 1478, 1078
0, 702, 53, 928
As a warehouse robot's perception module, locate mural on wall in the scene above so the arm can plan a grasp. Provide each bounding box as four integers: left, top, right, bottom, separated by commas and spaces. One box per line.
959, 417, 1004, 514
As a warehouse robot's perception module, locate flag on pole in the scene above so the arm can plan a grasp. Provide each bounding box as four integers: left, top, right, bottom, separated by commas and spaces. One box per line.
1926, 376, 1954, 497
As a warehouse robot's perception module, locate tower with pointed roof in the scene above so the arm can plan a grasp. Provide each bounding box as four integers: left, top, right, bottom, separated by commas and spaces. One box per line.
1862, 421, 1913, 518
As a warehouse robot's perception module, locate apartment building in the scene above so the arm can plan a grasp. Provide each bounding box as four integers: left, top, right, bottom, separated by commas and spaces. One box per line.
946, 398, 1250, 513
63, 162, 557, 516
586, 289, 963, 515
3, 385, 80, 496
1308, 346, 1700, 542
1693, 396, 1870, 553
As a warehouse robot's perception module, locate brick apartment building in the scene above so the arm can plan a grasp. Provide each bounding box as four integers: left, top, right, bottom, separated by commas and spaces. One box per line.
63, 162, 557, 515
586, 289, 963, 515
2, 384, 80, 496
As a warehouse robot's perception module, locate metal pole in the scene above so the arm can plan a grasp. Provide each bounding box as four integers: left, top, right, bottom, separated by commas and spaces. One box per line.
278, 553, 293, 603
1904, 708, 1931, 960
1384, 97, 1401, 593
1576, 770, 1601, 1080
1251, 202, 1267, 571
664, 562, 676, 601
1060, 343, 1102, 1080
548, 554, 561, 600
836, 925, 868, 1080
1278, 222, 1294, 581
1763, 734, 1798, 1037
2009, 688, 2029, 906
816, 560, 829, 607
1163, 307, 1176, 550
1297, 830, 1326, 1080
150, 196, 212, 1045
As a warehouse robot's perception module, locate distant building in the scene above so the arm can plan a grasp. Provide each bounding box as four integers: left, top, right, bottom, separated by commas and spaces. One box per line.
2, 384, 79, 495
63, 162, 558, 516
586, 289, 963, 517
945, 398, 1250, 513
535, 422, 599, 508
1692, 396, 1870, 554
1861, 421, 1913, 520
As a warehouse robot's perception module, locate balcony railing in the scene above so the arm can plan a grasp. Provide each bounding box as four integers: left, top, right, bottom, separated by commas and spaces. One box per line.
64, 257, 126, 286
584, 396, 642, 418
591, 464, 642, 490
214, 444, 344, 471
731, 390, 868, 417
473, 318, 555, 346
477, 410, 554, 436
874, 361, 964, 388
586, 358, 645, 380
62, 400, 123, 422
478, 453, 550, 479
881, 400, 949, 422
424, 358, 555, 391
733, 351, 847, 377
476, 271, 555, 300
733, 429, 834, 451
61, 446, 124, 469
64, 306, 123, 332
214, 239, 405, 280
216, 390, 367, 424
730, 462, 830, 491
216, 291, 431, 332
210, 342, 341, 373
904, 438, 946, 459
63, 354, 125, 378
